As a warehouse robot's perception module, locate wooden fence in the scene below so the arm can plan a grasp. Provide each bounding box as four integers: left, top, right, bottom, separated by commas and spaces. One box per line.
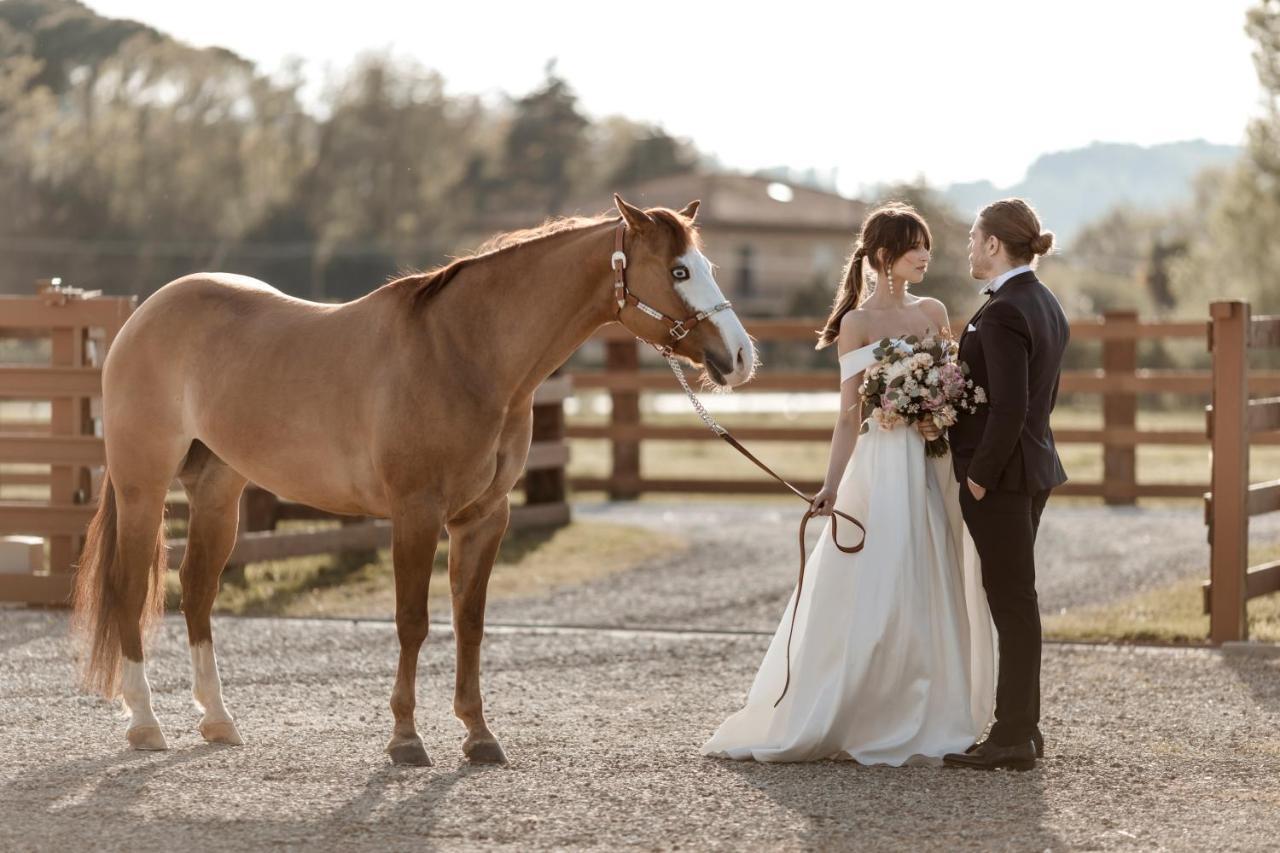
566, 311, 1280, 501
0, 289, 571, 605
1204, 300, 1280, 643
0, 285, 133, 604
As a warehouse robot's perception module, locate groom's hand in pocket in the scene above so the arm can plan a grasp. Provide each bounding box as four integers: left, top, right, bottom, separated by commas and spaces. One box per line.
967, 478, 987, 501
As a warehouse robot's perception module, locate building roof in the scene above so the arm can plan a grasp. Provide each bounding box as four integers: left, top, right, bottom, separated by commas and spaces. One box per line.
465, 172, 867, 237
597, 172, 867, 233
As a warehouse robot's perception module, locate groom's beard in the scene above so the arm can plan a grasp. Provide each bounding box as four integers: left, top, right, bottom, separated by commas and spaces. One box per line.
970, 257, 992, 282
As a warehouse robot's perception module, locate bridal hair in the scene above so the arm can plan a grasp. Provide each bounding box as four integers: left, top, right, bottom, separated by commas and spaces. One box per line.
816, 202, 932, 349
977, 197, 1055, 265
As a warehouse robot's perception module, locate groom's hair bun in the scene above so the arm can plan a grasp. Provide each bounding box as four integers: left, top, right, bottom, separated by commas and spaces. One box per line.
1029, 231, 1055, 257
978, 198, 1053, 264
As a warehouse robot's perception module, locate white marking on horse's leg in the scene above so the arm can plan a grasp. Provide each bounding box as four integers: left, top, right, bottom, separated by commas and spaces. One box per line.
190, 641, 232, 721
190, 641, 243, 745
121, 658, 168, 750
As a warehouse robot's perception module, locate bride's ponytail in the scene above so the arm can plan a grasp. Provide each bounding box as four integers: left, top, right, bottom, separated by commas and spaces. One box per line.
816, 247, 865, 349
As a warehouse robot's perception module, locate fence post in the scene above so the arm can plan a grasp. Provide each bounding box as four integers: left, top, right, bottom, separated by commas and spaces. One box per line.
1102, 310, 1138, 505
526, 372, 567, 506
223, 486, 280, 581
606, 339, 641, 500
48, 318, 87, 578
1208, 300, 1249, 643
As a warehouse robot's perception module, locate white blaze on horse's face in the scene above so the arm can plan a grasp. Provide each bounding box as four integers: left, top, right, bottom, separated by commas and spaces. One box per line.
674, 248, 755, 386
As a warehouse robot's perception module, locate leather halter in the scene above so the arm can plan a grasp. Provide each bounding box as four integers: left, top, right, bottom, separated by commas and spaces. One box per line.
611, 221, 733, 354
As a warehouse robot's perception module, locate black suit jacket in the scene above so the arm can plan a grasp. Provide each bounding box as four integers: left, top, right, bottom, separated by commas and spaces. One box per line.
950, 270, 1070, 494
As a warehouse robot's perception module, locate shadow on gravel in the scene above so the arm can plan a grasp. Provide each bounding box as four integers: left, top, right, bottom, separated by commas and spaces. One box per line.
1, 747, 494, 849
330, 760, 480, 827
714, 757, 1065, 849
1224, 653, 1280, 716
0, 743, 224, 822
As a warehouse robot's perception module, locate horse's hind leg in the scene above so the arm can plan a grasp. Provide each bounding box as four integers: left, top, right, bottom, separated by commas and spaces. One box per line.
177, 441, 248, 745
103, 439, 187, 751
114, 479, 175, 751
446, 496, 510, 765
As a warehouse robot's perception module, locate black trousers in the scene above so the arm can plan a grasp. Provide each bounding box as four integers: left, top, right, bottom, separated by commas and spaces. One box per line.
959, 485, 1051, 747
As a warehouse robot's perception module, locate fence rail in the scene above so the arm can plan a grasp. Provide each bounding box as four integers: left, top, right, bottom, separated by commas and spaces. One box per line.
0, 288, 572, 605
566, 312, 1280, 503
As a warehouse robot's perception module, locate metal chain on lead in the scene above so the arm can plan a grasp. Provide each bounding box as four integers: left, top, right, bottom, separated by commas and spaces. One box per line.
661, 348, 728, 436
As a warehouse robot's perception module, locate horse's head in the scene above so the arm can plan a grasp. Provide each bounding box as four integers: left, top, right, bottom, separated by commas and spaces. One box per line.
611, 194, 755, 388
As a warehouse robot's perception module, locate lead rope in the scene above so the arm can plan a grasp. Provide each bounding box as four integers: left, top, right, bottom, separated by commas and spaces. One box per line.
658, 348, 867, 707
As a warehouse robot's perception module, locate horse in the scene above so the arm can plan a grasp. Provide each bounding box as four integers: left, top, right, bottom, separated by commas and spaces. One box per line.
71, 194, 756, 766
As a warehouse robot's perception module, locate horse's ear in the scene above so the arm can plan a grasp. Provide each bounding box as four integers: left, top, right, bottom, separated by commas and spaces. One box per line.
614, 193, 654, 229
679, 200, 700, 221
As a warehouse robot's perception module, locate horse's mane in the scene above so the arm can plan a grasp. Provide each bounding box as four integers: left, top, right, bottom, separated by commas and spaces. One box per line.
391, 208, 696, 310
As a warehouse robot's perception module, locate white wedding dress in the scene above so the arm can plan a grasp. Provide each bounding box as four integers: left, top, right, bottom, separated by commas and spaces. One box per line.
702, 339, 997, 765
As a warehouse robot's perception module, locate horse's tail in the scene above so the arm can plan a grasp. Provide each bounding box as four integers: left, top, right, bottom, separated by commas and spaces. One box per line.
71, 469, 168, 698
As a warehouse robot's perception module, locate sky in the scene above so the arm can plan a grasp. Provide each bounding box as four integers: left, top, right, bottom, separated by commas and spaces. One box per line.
85, 0, 1263, 196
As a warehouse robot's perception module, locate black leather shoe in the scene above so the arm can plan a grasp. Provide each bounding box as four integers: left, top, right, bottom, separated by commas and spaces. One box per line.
967, 731, 1044, 758
944, 739, 1037, 771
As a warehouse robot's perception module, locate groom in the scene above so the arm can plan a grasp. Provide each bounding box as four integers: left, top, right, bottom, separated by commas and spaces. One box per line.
943, 198, 1069, 772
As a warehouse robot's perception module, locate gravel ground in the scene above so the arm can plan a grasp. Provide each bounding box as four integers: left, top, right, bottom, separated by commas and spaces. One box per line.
3, 500, 1279, 851
2, 609, 1279, 852
486, 500, 1280, 632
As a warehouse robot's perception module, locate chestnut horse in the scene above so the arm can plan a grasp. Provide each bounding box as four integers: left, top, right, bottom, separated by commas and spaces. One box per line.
72, 195, 755, 765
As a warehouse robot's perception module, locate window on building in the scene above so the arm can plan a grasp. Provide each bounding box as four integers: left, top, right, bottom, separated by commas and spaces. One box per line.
737, 245, 755, 297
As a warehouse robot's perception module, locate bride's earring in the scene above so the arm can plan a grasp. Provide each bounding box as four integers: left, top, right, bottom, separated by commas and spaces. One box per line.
886, 269, 895, 296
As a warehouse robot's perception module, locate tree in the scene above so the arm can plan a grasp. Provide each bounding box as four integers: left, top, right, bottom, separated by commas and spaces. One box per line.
605, 124, 698, 189
0, 24, 309, 293
295, 55, 485, 298
1172, 1, 1280, 312
495, 61, 589, 215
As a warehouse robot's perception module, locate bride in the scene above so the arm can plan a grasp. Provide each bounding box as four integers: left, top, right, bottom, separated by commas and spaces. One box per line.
702, 202, 996, 765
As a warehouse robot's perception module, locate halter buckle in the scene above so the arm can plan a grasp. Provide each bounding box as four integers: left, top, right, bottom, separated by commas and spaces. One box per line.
611, 250, 627, 271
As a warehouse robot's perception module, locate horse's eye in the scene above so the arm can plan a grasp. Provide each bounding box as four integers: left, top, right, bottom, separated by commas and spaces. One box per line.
672, 266, 690, 281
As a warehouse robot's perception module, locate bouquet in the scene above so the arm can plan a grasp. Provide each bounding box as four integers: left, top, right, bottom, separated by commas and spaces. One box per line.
857, 334, 986, 458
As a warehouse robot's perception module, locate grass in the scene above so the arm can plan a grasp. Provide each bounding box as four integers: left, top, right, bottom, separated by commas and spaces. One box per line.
162, 518, 686, 619
1044, 542, 1280, 644
7, 394, 1279, 642
564, 398, 1280, 488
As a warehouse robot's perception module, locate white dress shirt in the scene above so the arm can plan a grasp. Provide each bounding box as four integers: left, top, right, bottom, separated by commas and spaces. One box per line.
982, 264, 1033, 295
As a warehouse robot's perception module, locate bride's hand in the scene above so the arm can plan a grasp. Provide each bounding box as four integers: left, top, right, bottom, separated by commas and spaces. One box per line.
917, 420, 942, 441
811, 485, 837, 516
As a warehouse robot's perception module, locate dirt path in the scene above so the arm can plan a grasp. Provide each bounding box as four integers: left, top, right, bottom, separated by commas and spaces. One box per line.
2, 609, 1278, 852
483, 499, 1280, 633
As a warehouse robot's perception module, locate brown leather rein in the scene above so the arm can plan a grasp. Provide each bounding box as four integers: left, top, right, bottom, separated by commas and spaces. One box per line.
610, 220, 867, 708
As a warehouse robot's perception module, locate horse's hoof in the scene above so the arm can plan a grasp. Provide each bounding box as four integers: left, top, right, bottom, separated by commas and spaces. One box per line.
199, 719, 243, 746
387, 737, 433, 767
464, 738, 508, 766
126, 724, 168, 751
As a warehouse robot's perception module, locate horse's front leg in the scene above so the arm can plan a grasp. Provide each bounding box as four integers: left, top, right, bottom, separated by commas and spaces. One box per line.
386, 498, 446, 766
446, 495, 511, 765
